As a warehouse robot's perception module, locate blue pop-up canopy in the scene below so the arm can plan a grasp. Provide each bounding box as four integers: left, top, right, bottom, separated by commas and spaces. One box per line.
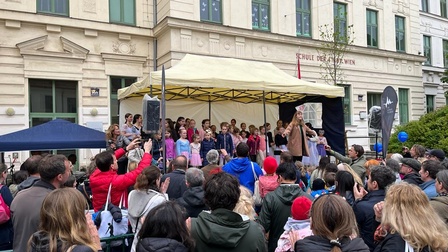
0, 119, 106, 151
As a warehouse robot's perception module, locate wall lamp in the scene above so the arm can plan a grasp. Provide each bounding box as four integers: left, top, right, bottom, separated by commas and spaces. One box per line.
359, 111, 367, 120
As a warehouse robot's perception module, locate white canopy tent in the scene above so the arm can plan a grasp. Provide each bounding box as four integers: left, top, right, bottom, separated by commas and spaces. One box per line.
117, 54, 344, 127
118, 54, 344, 103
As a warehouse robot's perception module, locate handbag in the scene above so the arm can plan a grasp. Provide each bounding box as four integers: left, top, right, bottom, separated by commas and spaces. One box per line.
97, 184, 129, 247
251, 162, 263, 206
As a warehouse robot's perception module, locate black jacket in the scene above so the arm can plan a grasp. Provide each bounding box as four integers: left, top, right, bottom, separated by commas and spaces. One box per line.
161, 170, 187, 200
136, 237, 189, 252
353, 190, 385, 251
275, 134, 287, 147
373, 232, 430, 252
152, 139, 162, 160
176, 186, 209, 218
403, 173, 423, 186
295, 236, 370, 252
200, 139, 215, 166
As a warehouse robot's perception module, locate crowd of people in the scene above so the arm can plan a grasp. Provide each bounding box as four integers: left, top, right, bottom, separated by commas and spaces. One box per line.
1, 110, 448, 252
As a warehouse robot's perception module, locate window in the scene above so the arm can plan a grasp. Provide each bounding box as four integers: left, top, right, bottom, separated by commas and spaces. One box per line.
29, 79, 77, 125
366, 9, 378, 47
443, 40, 448, 68
340, 85, 351, 124
367, 93, 382, 148
110, 0, 135, 25
421, 0, 428, 12
110, 76, 136, 124
296, 0, 311, 37
442, 0, 447, 18
398, 88, 409, 124
334, 2, 347, 39
302, 103, 323, 128
395, 16, 406, 52
200, 0, 222, 23
252, 0, 270, 31
29, 79, 77, 157
367, 93, 382, 112
37, 0, 69, 16
426, 95, 435, 113
423, 36, 431, 65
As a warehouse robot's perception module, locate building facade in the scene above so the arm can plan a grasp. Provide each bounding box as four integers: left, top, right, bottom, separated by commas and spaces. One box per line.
0, 0, 430, 166
420, 0, 448, 114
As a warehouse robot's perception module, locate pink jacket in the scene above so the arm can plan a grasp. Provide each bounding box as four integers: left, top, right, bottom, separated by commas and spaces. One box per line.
259, 175, 279, 198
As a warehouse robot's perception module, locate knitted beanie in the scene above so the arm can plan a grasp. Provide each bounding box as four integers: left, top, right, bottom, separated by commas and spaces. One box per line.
263, 156, 278, 174
291, 196, 312, 220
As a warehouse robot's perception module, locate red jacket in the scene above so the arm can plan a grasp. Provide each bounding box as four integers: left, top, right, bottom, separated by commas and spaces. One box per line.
247, 135, 260, 156
90, 148, 152, 212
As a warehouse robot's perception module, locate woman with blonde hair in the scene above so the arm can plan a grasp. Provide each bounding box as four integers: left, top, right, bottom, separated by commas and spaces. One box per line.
28, 188, 101, 252
106, 124, 130, 151
373, 183, 448, 252
233, 186, 256, 220
337, 163, 364, 187
282, 109, 316, 162
106, 123, 131, 174
295, 194, 369, 252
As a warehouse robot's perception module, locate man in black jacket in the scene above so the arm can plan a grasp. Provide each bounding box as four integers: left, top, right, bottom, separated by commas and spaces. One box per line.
353, 165, 396, 251
400, 158, 423, 186
176, 168, 208, 217
161, 155, 188, 199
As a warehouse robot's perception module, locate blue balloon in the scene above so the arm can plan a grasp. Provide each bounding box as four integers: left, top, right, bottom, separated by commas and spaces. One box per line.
373, 143, 383, 153
398, 131, 408, 143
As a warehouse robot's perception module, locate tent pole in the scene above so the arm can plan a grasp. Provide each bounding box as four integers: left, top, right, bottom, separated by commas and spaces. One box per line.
263, 91, 268, 158
208, 96, 211, 124
161, 66, 166, 173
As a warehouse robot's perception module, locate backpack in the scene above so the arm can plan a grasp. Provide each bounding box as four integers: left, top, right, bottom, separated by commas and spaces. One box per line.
0, 185, 11, 224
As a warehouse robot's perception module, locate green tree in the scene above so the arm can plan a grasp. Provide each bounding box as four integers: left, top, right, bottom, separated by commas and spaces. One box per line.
317, 19, 355, 85
388, 105, 448, 154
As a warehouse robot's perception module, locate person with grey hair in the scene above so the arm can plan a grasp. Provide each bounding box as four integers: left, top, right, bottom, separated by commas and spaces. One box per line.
386, 159, 402, 183
201, 149, 221, 180
176, 168, 209, 217
390, 153, 403, 163
431, 170, 448, 228
161, 155, 188, 200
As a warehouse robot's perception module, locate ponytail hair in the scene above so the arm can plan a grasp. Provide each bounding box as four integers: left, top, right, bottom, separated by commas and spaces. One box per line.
309, 194, 358, 252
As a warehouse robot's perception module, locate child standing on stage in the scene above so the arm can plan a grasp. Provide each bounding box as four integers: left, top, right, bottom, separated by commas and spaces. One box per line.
231, 127, 243, 154
247, 127, 260, 163
190, 134, 202, 167
216, 122, 233, 165
316, 130, 328, 158
165, 129, 175, 161
258, 126, 267, 166
240, 130, 248, 144
200, 130, 215, 166
176, 128, 190, 162
187, 119, 199, 143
